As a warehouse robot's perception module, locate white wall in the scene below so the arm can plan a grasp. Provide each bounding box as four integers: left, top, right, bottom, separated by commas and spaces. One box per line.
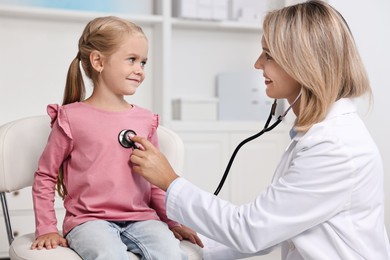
328, 0, 390, 233
0, 13, 154, 125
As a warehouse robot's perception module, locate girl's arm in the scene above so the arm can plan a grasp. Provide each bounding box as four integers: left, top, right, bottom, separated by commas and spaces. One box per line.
32, 106, 73, 247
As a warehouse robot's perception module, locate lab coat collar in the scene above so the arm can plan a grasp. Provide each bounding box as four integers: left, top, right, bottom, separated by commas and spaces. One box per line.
324, 98, 357, 120
290, 98, 357, 141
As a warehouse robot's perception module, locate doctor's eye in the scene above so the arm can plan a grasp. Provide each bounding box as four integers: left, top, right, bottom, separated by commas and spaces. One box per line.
265, 53, 273, 61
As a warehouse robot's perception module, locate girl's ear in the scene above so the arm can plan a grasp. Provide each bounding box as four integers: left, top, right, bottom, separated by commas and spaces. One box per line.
90, 50, 105, 73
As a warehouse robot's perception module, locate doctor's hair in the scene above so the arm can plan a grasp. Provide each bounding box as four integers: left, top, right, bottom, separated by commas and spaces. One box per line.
262, 0, 371, 132
62, 16, 147, 106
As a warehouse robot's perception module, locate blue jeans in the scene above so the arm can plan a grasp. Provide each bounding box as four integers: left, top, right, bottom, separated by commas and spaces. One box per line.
66, 220, 187, 260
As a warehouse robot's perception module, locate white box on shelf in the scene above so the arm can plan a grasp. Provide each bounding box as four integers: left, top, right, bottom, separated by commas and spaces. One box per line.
172, 0, 198, 19
197, 0, 213, 19
172, 0, 228, 21
172, 98, 218, 121
212, 0, 229, 20
229, 0, 268, 24
216, 70, 279, 121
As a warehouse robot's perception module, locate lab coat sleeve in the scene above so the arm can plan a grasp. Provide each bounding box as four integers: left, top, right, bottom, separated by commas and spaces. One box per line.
198, 234, 276, 260
166, 135, 356, 256
167, 178, 279, 258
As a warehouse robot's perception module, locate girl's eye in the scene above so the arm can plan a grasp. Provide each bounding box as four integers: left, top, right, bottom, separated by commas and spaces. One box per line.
128, 57, 135, 63
140, 60, 147, 68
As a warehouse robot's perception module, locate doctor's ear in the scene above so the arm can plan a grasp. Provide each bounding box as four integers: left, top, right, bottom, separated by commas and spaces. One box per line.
90, 50, 105, 74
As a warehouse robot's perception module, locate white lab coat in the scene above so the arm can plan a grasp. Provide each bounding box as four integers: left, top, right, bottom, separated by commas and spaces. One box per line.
166, 98, 390, 259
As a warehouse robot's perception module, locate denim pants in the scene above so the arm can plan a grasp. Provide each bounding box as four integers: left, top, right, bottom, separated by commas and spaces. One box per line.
66, 219, 187, 260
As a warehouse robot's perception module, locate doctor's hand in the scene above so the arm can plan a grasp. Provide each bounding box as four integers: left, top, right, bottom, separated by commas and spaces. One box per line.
130, 135, 179, 191
171, 225, 204, 248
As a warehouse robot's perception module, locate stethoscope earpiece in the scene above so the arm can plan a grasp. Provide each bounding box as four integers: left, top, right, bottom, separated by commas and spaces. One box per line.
118, 129, 137, 149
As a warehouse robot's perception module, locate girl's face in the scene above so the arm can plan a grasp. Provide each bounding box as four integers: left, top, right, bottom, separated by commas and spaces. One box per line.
254, 37, 301, 105
100, 33, 148, 97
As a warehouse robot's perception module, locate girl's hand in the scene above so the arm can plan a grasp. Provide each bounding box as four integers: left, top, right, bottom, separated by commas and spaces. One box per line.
171, 225, 204, 248
31, 232, 68, 250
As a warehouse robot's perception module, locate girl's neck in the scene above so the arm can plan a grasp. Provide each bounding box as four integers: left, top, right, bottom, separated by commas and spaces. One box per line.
83, 96, 133, 112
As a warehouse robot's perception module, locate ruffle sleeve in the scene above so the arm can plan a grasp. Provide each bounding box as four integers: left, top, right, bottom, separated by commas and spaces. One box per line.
47, 104, 72, 139
148, 114, 159, 139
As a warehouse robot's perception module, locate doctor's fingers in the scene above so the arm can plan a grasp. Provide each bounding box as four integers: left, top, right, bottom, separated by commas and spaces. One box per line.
131, 162, 176, 191
130, 141, 169, 170
130, 150, 163, 177
131, 150, 172, 175
130, 135, 157, 151
131, 152, 179, 191
130, 147, 161, 169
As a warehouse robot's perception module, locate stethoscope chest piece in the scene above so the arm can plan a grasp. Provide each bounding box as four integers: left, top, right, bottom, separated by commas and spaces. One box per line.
118, 129, 137, 149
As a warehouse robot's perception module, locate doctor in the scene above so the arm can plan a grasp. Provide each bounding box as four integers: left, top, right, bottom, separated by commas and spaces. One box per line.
130, 1, 390, 259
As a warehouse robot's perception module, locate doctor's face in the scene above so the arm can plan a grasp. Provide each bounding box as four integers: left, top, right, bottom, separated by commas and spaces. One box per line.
254, 37, 301, 105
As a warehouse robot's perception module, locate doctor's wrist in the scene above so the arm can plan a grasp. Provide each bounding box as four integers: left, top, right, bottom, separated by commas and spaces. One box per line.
162, 174, 179, 191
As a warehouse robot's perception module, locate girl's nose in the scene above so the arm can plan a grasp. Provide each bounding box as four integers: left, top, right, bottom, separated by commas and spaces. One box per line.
134, 64, 144, 74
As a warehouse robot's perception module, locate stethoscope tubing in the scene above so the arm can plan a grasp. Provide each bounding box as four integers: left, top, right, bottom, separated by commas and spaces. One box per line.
213, 100, 282, 195
214, 90, 302, 196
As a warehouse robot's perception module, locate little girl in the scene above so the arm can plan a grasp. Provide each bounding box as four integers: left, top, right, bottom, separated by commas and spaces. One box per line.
31, 16, 202, 259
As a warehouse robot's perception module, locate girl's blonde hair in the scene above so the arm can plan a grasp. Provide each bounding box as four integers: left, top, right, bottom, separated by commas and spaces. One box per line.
57, 16, 146, 198
262, 0, 371, 132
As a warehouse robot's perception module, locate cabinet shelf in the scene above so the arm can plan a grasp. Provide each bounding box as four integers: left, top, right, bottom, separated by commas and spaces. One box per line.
171, 18, 262, 32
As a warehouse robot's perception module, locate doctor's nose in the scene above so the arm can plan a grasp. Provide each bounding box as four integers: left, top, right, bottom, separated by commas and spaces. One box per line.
254, 55, 264, 70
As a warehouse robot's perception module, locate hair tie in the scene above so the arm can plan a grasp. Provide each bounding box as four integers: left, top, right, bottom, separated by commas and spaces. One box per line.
76, 51, 81, 60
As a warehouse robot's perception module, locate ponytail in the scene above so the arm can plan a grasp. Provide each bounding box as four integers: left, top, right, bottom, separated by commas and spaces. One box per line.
62, 54, 85, 105
57, 54, 84, 199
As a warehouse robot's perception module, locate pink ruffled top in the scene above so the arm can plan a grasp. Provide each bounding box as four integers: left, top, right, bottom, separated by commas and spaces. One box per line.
32, 102, 179, 237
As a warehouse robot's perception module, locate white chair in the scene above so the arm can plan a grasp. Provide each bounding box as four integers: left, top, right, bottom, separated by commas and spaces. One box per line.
0, 115, 202, 260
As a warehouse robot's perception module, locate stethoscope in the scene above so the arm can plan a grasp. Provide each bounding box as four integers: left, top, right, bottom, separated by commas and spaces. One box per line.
118, 91, 302, 196
213, 91, 302, 196
118, 129, 138, 149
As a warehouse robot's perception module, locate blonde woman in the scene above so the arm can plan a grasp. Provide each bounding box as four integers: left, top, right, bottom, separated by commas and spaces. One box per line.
31, 16, 203, 259
129, 1, 390, 259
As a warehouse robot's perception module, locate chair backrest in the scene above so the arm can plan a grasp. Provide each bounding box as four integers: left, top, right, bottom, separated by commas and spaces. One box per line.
0, 115, 184, 193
